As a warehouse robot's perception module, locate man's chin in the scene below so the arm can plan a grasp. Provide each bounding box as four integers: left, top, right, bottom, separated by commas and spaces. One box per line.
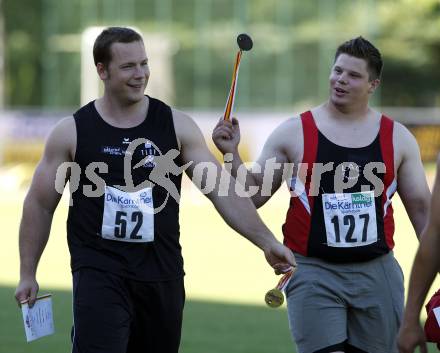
330, 96, 349, 107
125, 93, 146, 105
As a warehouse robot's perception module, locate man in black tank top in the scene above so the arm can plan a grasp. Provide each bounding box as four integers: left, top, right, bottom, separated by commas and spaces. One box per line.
213, 37, 430, 352
14, 27, 295, 353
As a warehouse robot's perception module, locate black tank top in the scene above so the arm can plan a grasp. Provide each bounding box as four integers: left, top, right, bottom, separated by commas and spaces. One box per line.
67, 96, 184, 281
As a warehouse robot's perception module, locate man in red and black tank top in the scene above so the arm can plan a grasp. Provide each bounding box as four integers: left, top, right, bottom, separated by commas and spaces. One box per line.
213, 37, 430, 353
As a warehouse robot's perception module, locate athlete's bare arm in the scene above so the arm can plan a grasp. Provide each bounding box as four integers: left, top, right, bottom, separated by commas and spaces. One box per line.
14, 117, 76, 306
397, 156, 440, 353
173, 109, 296, 270
394, 122, 430, 236
212, 117, 303, 208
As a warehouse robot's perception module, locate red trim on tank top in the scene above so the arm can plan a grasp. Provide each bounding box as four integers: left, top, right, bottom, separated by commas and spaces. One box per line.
379, 115, 395, 249
283, 111, 318, 255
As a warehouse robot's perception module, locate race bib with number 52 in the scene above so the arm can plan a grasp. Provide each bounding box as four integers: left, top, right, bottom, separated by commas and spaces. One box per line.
322, 191, 377, 248
101, 186, 154, 243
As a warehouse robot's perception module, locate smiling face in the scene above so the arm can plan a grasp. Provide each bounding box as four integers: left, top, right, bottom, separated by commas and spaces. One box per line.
329, 53, 380, 111
97, 40, 150, 105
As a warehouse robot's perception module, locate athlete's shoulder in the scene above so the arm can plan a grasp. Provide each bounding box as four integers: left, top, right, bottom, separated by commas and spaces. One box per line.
379, 111, 413, 143
263, 115, 304, 164
272, 115, 303, 137
170, 108, 204, 150
51, 116, 76, 137
170, 108, 197, 130
44, 116, 76, 161
390, 118, 421, 168
265, 116, 302, 150
392, 120, 417, 144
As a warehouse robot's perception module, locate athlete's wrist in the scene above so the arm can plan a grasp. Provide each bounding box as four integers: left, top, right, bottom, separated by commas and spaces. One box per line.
19, 273, 37, 282
20, 264, 37, 279
402, 308, 422, 326
259, 234, 280, 252
222, 149, 240, 161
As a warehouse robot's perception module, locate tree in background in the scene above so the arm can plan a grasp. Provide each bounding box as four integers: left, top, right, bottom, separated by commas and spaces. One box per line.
3, 0, 440, 109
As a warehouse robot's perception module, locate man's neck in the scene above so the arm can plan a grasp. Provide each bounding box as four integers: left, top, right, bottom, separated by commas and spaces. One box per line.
96, 95, 148, 127
323, 100, 371, 122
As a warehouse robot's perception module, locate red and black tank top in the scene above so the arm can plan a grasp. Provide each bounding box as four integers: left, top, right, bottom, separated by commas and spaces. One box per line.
282, 111, 396, 262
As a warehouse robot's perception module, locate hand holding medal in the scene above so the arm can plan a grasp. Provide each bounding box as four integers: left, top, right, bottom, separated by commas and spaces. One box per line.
265, 268, 296, 308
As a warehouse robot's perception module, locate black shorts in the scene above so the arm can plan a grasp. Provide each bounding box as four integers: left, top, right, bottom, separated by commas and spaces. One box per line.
71, 268, 185, 353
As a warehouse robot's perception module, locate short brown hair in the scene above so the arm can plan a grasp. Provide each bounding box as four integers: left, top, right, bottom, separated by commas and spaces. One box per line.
335, 36, 383, 80
93, 27, 143, 67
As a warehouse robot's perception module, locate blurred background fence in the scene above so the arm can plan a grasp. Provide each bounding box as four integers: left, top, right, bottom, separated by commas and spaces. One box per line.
4, 0, 440, 109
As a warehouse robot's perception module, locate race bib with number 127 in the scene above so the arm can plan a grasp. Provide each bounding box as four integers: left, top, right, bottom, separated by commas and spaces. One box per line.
322, 191, 377, 248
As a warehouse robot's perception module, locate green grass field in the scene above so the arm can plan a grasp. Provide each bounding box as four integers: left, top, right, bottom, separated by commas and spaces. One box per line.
0, 285, 295, 353
1, 165, 439, 352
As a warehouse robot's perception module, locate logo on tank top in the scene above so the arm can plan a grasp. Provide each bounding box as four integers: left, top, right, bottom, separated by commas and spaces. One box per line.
101, 138, 159, 164
101, 137, 133, 156
141, 141, 157, 168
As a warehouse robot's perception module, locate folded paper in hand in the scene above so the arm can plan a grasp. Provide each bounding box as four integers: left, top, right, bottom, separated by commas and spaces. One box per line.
21, 294, 55, 342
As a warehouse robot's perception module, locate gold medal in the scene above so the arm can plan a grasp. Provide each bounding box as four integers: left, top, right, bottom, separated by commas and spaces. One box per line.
265, 288, 284, 308
264, 267, 296, 308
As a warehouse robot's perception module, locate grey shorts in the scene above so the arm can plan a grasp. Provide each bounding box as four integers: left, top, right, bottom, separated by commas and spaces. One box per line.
286, 252, 404, 353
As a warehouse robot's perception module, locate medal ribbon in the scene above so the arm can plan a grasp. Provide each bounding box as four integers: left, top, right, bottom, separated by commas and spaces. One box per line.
276, 269, 294, 292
